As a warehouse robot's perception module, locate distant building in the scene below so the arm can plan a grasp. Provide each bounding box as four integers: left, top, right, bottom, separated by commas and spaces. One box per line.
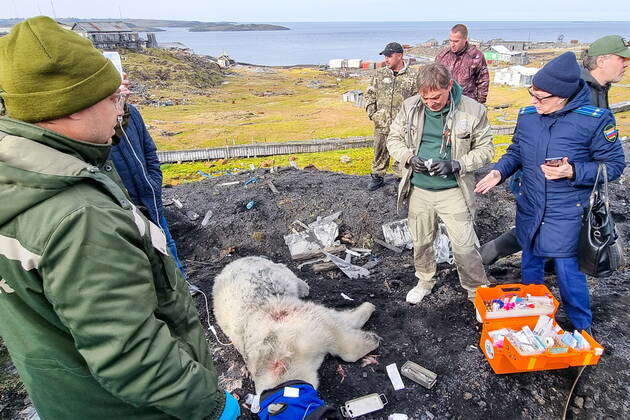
494, 65, 539, 87
347, 59, 362, 69
328, 59, 345, 69
422, 38, 439, 47
489, 39, 529, 51
484, 45, 513, 63
217, 53, 235, 69
510, 51, 530, 65
71, 21, 157, 50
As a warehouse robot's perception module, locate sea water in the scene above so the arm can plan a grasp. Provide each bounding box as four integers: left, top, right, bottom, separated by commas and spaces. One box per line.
154, 21, 630, 66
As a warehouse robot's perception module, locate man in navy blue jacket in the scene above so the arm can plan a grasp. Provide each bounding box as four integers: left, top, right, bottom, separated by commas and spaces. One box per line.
110, 99, 187, 278
476, 52, 625, 332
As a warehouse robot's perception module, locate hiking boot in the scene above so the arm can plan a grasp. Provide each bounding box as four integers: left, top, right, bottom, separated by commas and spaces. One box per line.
406, 285, 432, 304
367, 174, 384, 191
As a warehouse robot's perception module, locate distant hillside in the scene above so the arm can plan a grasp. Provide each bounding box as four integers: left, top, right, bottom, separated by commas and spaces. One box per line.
189, 23, 290, 32
0, 18, 285, 32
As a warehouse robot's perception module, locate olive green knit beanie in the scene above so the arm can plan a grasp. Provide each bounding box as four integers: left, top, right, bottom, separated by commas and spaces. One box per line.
0, 16, 121, 123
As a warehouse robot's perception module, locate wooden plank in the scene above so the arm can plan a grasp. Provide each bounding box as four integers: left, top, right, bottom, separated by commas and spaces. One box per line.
311, 262, 338, 273
373, 238, 403, 254
267, 180, 279, 194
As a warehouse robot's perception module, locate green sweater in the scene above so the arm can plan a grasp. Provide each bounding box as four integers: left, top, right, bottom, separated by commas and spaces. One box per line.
0, 117, 224, 420
411, 83, 463, 190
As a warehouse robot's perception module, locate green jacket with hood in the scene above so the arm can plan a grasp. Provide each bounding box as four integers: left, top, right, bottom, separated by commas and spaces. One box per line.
0, 117, 225, 419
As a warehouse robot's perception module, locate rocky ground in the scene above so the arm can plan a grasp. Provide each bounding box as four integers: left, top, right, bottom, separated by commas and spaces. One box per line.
162, 162, 630, 420
2, 162, 629, 419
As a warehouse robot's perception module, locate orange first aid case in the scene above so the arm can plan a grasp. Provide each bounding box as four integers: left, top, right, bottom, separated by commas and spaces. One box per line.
474, 284, 604, 374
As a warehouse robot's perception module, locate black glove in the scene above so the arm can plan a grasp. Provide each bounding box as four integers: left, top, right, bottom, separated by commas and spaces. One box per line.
430, 160, 461, 176
409, 156, 429, 173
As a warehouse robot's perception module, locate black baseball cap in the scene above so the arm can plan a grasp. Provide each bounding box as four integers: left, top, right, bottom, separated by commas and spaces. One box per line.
380, 42, 404, 56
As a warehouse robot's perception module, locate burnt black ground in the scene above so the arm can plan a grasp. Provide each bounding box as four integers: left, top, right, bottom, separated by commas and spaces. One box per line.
163, 165, 630, 420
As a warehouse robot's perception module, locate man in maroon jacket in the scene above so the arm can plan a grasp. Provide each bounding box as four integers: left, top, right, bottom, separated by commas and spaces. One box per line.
436, 24, 489, 104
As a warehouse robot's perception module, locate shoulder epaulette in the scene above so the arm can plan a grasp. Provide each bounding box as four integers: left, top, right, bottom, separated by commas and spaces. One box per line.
572, 105, 605, 118
519, 106, 537, 115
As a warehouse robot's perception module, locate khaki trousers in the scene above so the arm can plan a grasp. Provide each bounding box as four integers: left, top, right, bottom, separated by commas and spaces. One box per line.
371, 131, 401, 177
407, 186, 488, 296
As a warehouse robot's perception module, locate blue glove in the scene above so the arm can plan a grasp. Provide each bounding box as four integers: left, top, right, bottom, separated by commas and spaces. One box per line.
218, 390, 241, 420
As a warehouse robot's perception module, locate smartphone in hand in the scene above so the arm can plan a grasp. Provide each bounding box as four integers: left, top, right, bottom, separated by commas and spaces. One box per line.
544, 157, 563, 167
103, 51, 124, 76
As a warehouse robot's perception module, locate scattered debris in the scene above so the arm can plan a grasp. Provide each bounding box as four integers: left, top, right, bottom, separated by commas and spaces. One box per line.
340, 155, 352, 163
382, 219, 413, 249
185, 210, 200, 221
219, 246, 236, 259
374, 238, 403, 254
361, 354, 380, 367
336, 364, 347, 383
201, 210, 213, 226
297, 257, 326, 270
345, 249, 362, 257
266, 180, 279, 194
341, 293, 354, 301
310, 218, 339, 247
341, 394, 388, 418
434, 223, 453, 264
311, 261, 337, 273
400, 361, 438, 389
386, 363, 405, 391
173, 198, 183, 209
289, 160, 300, 170
245, 200, 256, 210
362, 259, 380, 270
324, 251, 370, 279
198, 169, 213, 178
218, 181, 240, 187
389, 413, 408, 420
243, 177, 258, 185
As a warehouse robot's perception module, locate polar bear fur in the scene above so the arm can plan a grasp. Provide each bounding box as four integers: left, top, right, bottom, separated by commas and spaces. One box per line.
213, 256, 380, 393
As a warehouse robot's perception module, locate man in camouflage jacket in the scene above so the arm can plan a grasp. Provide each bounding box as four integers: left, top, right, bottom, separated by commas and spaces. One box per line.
365, 42, 418, 191
436, 24, 489, 104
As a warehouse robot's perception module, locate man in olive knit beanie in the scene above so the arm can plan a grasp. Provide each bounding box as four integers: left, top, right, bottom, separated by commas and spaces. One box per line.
0, 16, 238, 420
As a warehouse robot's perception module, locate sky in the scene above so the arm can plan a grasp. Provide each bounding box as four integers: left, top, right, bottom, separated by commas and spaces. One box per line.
1, 0, 629, 22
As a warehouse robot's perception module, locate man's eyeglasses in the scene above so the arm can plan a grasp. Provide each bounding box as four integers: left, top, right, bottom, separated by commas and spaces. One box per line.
527, 87, 555, 102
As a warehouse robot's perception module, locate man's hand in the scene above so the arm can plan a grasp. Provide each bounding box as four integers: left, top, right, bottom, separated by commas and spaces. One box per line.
119, 72, 131, 96
430, 160, 460, 176
540, 157, 573, 180
409, 156, 429, 173
475, 169, 501, 194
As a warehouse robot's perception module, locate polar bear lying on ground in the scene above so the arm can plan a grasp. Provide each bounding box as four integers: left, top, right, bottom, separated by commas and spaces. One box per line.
213, 256, 380, 394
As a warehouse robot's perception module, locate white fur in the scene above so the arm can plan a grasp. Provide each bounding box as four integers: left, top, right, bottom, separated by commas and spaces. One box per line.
213, 256, 380, 393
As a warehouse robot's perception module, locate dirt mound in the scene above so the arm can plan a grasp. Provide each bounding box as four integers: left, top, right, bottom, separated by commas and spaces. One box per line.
164, 166, 630, 420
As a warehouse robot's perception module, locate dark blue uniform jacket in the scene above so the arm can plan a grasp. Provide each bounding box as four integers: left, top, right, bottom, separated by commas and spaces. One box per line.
110, 104, 164, 225
494, 81, 625, 257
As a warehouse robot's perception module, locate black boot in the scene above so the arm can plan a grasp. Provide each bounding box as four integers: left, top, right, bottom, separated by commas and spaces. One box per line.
367, 174, 384, 191
480, 227, 521, 265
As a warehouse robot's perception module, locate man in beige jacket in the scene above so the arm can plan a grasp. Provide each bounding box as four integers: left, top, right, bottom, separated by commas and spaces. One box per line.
387, 63, 494, 304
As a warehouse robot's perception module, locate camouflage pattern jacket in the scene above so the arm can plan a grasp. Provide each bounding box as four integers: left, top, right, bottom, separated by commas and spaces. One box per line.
365, 60, 418, 134
436, 44, 489, 103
